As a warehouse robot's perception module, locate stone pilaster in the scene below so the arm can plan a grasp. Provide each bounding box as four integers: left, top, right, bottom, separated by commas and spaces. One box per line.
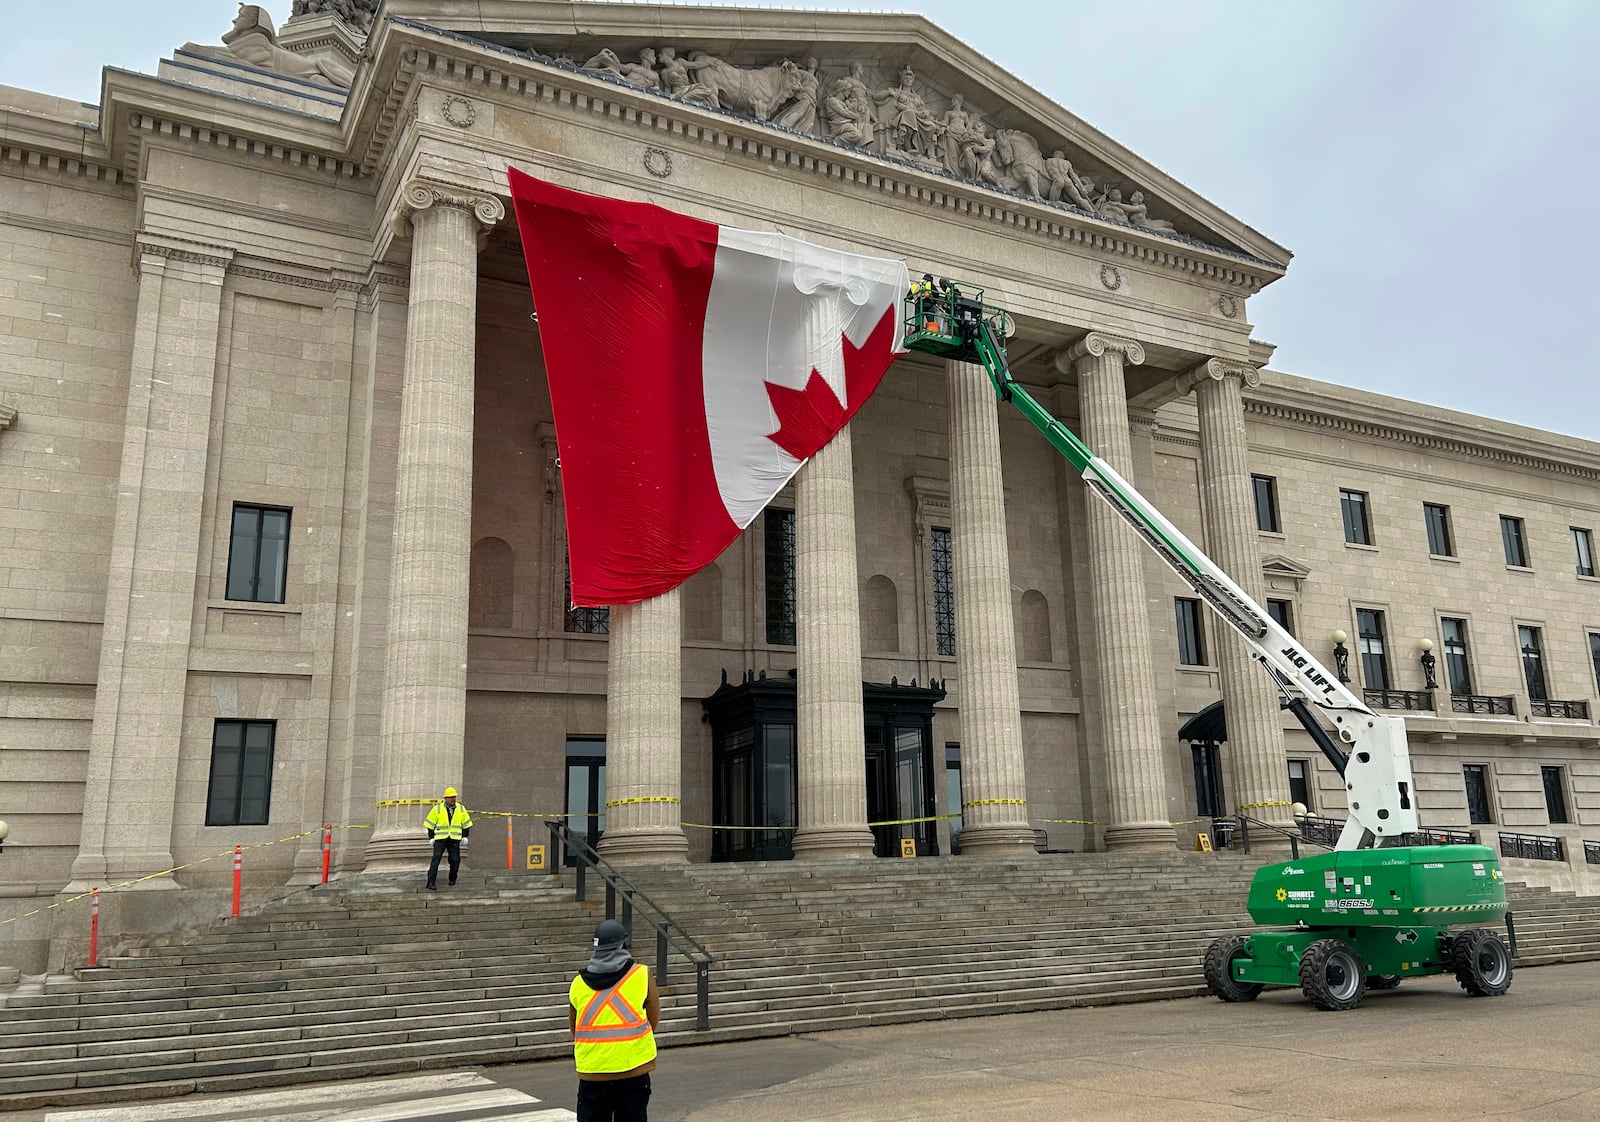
944, 358, 1035, 856
1065, 333, 1173, 850
1189, 358, 1293, 837
364, 183, 502, 871
68, 237, 233, 891
598, 591, 690, 865
792, 304, 875, 860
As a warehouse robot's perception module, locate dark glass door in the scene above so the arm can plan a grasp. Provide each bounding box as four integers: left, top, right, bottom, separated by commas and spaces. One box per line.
564, 739, 606, 865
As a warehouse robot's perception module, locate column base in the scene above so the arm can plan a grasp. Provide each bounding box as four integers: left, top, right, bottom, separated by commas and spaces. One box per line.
1103, 822, 1180, 852
66, 850, 180, 893
596, 828, 689, 867
791, 825, 876, 861
954, 824, 1039, 857
360, 830, 432, 873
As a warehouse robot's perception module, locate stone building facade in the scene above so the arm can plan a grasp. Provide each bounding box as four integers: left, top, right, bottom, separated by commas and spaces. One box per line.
1, 0, 1597, 968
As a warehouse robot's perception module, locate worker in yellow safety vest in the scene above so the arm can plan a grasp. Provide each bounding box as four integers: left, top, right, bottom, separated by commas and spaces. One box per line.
423, 787, 473, 891
568, 918, 661, 1122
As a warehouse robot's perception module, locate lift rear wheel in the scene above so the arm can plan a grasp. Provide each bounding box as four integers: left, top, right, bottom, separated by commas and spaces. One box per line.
1367, 974, 1402, 990
1299, 938, 1366, 1011
1203, 934, 1262, 1002
1451, 929, 1512, 997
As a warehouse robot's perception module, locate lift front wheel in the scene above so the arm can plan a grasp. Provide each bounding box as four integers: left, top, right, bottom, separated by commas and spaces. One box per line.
1451, 929, 1512, 997
1203, 934, 1263, 1002
1299, 938, 1366, 1011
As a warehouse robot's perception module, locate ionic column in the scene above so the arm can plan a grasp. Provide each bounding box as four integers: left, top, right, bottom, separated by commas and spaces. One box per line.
791, 309, 874, 860
1065, 334, 1173, 850
364, 183, 502, 871
68, 237, 233, 891
1189, 359, 1292, 837
598, 591, 689, 864
945, 358, 1035, 856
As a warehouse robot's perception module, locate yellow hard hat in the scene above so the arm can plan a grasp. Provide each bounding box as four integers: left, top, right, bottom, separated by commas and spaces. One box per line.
443, 787, 458, 798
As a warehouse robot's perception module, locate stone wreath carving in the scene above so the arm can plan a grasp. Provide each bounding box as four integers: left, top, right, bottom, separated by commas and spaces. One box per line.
642, 147, 673, 178
1217, 294, 1239, 319
441, 96, 477, 129
1099, 264, 1123, 291
567, 48, 1188, 238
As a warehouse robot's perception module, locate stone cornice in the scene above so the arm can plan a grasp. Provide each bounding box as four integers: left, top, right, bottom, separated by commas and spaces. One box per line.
906, 475, 951, 525
355, 25, 1276, 291
1060, 332, 1145, 370
1244, 397, 1600, 484
0, 143, 128, 190
135, 234, 235, 271
125, 112, 362, 179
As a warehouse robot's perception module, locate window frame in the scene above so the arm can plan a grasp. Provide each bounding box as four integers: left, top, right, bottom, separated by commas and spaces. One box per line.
205, 719, 277, 827
562, 550, 610, 634
1440, 616, 1473, 696
1463, 764, 1495, 825
763, 507, 796, 646
1589, 631, 1600, 697
931, 525, 956, 658
1541, 765, 1570, 825
1251, 474, 1280, 534
1266, 598, 1295, 637
1573, 527, 1596, 578
1517, 623, 1547, 701
1423, 502, 1454, 558
1286, 759, 1312, 810
225, 503, 292, 604
1174, 597, 1207, 666
1355, 607, 1390, 690
1500, 515, 1529, 568
1340, 489, 1372, 546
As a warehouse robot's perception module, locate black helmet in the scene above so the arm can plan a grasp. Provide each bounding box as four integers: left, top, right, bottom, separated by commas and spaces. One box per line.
592, 918, 630, 951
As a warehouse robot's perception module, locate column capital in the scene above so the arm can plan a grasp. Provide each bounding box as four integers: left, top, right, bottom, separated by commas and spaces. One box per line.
1057, 332, 1145, 373
1184, 357, 1262, 393
393, 178, 505, 238
132, 233, 234, 276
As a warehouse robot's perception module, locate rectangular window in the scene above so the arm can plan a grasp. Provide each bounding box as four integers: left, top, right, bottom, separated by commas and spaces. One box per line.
945, 744, 963, 854
1340, 489, 1371, 546
225, 504, 291, 603
1252, 475, 1280, 533
1424, 503, 1454, 557
1356, 608, 1389, 690
932, 526, 956, 657
1441, 617, 1473, 695
1573, 527, 1596, 578
562, 550, 610, 634
1175, 598, 1206, 665
1287, 760, 1311, 809
1590, 632, 1600, 696
1518, 624, 1547, 701
1500, 515, 1528, 567
205, 720, 275, 826
764, 508, 796, 645
1542, 765, 1570, 825
1463, 764, 1494, 825
1266, 598, 1295, 637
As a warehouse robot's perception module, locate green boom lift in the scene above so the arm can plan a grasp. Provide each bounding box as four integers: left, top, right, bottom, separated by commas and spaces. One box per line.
902, 278, 1514, 1011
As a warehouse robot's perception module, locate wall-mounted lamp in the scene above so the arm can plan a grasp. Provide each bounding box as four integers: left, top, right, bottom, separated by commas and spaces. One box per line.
0, 819, 9, 855
1417, 638, 1438, 690
1330, 629, 1350, 683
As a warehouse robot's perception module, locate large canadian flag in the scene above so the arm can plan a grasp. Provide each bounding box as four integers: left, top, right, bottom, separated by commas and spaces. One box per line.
508, 168, 909, 606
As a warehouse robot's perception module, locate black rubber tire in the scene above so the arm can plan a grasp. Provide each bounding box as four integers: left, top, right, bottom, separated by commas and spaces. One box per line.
1204, 934, 1263, 1002
1451, 929, 1513, 997
1299, 938, 1366, 1011
1367, 974, 1402, 990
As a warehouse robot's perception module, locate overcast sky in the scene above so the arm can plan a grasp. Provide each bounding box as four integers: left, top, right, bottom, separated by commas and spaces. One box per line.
5, 0, 1598, 441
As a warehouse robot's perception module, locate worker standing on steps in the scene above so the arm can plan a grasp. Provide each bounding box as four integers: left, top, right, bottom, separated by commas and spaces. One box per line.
423, 786, 473, 891
569, 918, 661, 1121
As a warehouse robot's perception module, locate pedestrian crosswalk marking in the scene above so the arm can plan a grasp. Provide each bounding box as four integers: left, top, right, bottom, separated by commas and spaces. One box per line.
43, 1072, 576, 1122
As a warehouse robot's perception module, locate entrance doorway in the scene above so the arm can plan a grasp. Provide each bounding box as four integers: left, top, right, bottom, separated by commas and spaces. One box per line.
564, 737, 606, 864
703, 673, 944, 859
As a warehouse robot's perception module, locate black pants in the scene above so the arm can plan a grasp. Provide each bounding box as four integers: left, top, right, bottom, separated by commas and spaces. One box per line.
576, 1073, 651, 1122
426, 838, 460, 887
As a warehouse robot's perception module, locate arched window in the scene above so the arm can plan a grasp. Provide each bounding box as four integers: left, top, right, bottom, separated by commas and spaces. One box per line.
1017, 589, 1051, 663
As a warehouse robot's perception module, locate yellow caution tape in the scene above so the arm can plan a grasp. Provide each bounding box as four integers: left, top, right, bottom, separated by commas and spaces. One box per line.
1236, 800, 1293, 811
604, 796, 683, 808
1036, 818, 1100, 825
963, 798, 1028, 809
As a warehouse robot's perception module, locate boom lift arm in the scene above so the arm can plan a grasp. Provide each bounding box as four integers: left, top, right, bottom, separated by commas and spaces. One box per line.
902, 280, 1416, 849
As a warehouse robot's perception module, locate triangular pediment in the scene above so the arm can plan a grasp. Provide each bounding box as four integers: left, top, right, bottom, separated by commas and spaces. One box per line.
382, 0, 1288, 266
1262, 554, 1312, 582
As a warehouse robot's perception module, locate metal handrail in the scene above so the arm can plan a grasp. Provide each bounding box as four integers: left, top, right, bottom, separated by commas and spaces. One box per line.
1235, 814, 1308, 858
1498, 831, 1566, 862
545, 820, 715, 1030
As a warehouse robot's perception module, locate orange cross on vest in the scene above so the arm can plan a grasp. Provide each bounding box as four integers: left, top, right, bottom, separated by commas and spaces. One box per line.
573, 965, 651, 1043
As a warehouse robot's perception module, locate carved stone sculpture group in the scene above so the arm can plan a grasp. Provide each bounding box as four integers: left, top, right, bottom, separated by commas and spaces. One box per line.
575, 49, 1179, 233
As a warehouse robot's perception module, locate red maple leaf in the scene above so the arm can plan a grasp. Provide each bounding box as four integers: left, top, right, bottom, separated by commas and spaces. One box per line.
764, 306, 904, 461
765, 368, 844, 461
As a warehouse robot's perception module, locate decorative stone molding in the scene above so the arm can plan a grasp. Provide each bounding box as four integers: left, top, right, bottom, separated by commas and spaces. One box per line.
1217, 293, 1239, 318
440, 95, 477, 129
133, 234, 235, 272
393, 180, 505, 239
1184, 356, 1262, 393
0, 404, 16, 433
1099, 264, 1123, 291
0, 144, 127, 188
905, 475, 951, 533
642, 146, 673, 178
126, 114, 361, 179
1060, 332, 1145, 370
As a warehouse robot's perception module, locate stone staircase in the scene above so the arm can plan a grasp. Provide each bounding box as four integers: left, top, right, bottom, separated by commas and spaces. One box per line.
2, 852, 1598, 1111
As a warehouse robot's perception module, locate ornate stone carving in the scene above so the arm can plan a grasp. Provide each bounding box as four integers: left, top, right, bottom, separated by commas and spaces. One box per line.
1099, 264, 1123, 291
1217, 293, 1239, 319
1186, 357, 1262, 391
290, 0, 375, 33
1063, 332, 1145, 369
202, 5, 354, 88
561, 46, 1193, 239
642, 147, 673, 178
440, 96, 476, 129
396, 181, 505, 237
